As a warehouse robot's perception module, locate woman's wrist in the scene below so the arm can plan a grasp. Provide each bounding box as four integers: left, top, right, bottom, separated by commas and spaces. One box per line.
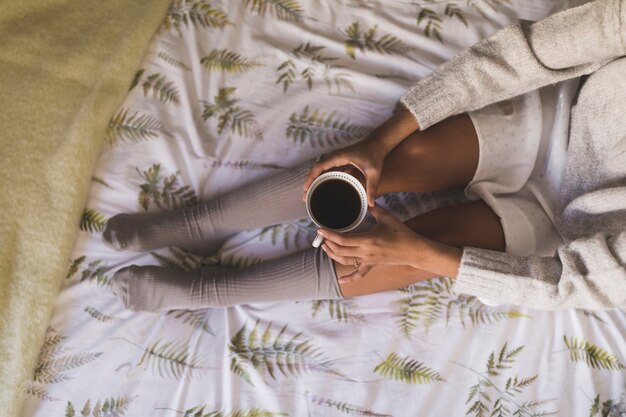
369, 107, 420, 155
409, 236, 463, 279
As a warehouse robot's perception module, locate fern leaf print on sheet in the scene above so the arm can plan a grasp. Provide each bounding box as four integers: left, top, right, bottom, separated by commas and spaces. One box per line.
462, 342, 558, 416
228, 319, 347, 386
242, 0, 305, 22
343, 21, 410, 59
286, 106, 371, 147
201, 87, 263, 139
106, 108, 169, 144
134, 338, 209, 379
137, 164, 198, 211
396, 278, 527, 337
563, 335, 625, 371
163, 0, 230, 36
201, 49, 263, 73
275, 42, 353, 93
373, 352, 445, 385
80, 208, 108, 233
28, 328, 102, 402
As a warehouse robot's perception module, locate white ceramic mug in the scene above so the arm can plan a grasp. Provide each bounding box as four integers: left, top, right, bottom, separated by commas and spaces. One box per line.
305, 171, 368, 247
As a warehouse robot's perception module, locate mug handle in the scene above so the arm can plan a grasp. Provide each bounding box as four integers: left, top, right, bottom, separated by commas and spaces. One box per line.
312, 233, 324, 248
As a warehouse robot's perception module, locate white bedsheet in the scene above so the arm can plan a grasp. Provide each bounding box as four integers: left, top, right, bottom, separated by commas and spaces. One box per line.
22, 0, 625, 416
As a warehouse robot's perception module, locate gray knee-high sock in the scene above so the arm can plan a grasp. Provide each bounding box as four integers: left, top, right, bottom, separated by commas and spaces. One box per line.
103, 159, 315, 254
110, 248, 343, 312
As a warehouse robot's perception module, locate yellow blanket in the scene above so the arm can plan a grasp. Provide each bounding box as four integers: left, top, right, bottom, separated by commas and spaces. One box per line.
0, 1, 170, 414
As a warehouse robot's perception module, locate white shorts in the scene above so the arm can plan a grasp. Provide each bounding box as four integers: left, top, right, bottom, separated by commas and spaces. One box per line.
465, 84, 575, 258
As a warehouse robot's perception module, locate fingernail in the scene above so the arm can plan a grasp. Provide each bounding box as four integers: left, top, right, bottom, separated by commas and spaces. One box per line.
317, 231, 325, 237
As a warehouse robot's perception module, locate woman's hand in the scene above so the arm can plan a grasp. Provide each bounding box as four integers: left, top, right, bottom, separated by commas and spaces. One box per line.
320, 205, 463, 283
303, 139, 386, 207
319, 205, 422, 281
302, 107, 420, 207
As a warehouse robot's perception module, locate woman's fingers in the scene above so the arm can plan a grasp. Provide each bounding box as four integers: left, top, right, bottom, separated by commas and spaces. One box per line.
323, 239, 361, 257
322, 243, 358, 266
364, 169, 380, 207
318, 229, 359, 246
302, 154, 350, 196
338, 264, 373, 283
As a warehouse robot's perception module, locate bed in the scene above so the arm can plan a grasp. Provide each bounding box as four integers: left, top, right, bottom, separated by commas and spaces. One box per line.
20, 0, 626, 416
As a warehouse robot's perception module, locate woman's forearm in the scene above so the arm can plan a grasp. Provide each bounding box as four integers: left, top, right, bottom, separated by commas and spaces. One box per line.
408, 237, 462, 279
401, 0, 625, 130
368, 106, 419, 155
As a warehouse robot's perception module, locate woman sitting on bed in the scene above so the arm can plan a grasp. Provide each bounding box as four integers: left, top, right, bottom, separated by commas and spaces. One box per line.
104, 0, 626, 312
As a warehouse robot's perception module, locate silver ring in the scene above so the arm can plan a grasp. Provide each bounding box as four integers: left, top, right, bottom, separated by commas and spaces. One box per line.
353, 257, 360, 268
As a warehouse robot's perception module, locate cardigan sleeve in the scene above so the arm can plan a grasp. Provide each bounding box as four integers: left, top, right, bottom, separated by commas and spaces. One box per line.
453, 232, 626, 310
401, 0, 626, 130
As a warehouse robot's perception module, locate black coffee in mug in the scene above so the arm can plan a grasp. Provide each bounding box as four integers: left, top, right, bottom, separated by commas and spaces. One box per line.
310, 179, 362, 229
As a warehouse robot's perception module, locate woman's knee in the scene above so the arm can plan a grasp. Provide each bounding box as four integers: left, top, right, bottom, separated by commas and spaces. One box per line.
404, 200, 505, 252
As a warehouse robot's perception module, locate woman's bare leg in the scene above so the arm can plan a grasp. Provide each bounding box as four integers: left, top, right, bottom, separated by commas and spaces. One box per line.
376, 113, 479, 195
338, 200, 504, 298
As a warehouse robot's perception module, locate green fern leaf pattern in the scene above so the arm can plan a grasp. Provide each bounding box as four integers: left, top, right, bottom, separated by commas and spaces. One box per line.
84, 306, 119, 323
259, 219, 314, 249
66, 397, 133, 417
448, 295, 529, 328
81, 260, 112, 287
27, 382, 58, 401
276, 59, 297, 92
211, 160, 285, 170
307, 393, 391, 417
486, 342, 523, 377
343, 21, 410, 59
242, 0, 305, 22
137, 164, 199, 211
374, 352, 444, 385
311, 299, 364, 323
71, 259, 112, 287
167, 309, 215, 335
563, 335, 625, 370
91, 175, 113, 189
445, 3, 468, 26
276, 42, 352, 93
138, 338, 208, 379
65, 401, 75, 417
286, 106, 371, 147
66, 256, 86, 279
201, 49, 263, 73
228, 319, 345, 385
163, 0, 230, 36
396, 278, 454, 335
463, 342, 557, 417
130, 69, 144, 91
106, 108, 168, 144
138, 72, 181, 105
32, 328, 102, 386
201, 87, 263, 139
417, 8, 443, 42
396, 278, 527, 336
589, 394, 617, 417
179, 405, 287, 417
80, 208, 108, 233
158, 51, 192, 70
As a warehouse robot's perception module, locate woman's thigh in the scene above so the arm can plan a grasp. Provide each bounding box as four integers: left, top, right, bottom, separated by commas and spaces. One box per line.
337, 200, 504, 297
375, 113, 479, 196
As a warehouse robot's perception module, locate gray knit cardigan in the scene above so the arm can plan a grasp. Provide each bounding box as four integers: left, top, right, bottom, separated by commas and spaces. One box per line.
400, 0, 626, 310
